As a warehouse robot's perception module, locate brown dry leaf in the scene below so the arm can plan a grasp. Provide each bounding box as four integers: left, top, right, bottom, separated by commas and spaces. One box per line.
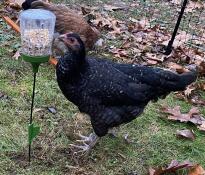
184, 85, 195, 97
110, 48, 129, 58
130, 18, 150, 33
12, 50, 21, 60
163, 31, 192, 48
190, 95, 205, 106
189, 114, 205, 126
104, 4, 127, 11
167, 160, 193, 171
167, 62, 189, 74
162, 106, 199, 122
91, 13, 113, 29
91, 12, 125, 36
173, 31, 192, 47
189, 164, 205, 175
138, 18, 149, 29
109, 20, 121, 35
171, 0, 181, 5
185, 1, 204, 13
33, 108, 45, 114
176, 129, 195, 140
8, 0, 25, 8
149, 160, 193, 175
130, 2, 139, 7
149, 167, 163, 175
195, 82, 205, 91
147, 59, 158, 65
133, 18, 150, 31
121, 40, 131, 49
198, 62, 205, 76
146, 53, 164, 63
162, 106, 205, 131
197, 121, 205, 132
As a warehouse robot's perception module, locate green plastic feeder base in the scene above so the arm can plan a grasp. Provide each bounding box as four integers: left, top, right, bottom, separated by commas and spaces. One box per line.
22, 54, 50, 73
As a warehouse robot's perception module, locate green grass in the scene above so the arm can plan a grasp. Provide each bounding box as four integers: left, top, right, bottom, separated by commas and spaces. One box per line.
1, 0, 205, 174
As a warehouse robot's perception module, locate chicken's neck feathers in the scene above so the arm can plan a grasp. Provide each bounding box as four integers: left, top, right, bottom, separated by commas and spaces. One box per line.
58, 51, 86, 77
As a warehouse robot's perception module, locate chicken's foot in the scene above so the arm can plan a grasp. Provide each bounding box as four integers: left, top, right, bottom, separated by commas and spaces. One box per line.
70, 132, 99, 155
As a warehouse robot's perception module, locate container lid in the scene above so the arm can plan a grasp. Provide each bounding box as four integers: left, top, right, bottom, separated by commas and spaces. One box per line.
20, 9, 56, 20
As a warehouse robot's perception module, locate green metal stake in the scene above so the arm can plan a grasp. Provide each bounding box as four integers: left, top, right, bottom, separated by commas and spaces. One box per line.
22, 54, 49, 163
28, 72, 39, 163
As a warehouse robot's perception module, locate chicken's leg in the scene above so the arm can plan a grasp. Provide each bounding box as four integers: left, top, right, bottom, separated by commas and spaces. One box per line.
69, 132, 99, 155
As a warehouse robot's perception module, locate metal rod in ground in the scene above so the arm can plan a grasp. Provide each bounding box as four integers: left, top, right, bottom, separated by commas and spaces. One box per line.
28, 72, 37, 163
164, 0, 188, 55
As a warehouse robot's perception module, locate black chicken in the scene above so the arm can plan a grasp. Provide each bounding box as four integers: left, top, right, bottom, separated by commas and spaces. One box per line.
56, 33, 197, 154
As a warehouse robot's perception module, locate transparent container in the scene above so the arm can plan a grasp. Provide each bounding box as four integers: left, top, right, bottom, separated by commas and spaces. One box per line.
20, 9, 56, 57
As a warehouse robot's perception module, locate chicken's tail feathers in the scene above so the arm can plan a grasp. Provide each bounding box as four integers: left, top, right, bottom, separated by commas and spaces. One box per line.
177, 71, 197, 90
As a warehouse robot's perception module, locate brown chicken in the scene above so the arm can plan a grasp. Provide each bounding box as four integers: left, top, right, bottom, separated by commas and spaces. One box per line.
22, 0, 100, 50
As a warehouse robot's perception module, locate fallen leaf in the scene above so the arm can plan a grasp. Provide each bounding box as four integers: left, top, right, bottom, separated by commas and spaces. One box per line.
149, 167, 163, 175
162, 106, 199, 122
197, 121, 205, 132
110, 48, 129, 58
171, 0, 181, 5
176, 129, 195, 140
185, 1, 204, 13
104, 4, 127, 11
132, 18, 150, 31
198, 62, 205, 76
0, 92, 8, 99
195, 82, 205, 91
33, 108, 45, 114
162, 106, 205, 131
163, 31, 192, 48
8, 0, 25, 8
12, 50, 21, 60
184, 85, 195, 97
149, 160, 193, 175
130, 2, 139, 8
95, 38, 104, 47
167, 160, 193, 171
47, 107, 57, 114
189, 114, 205, 125
109, 20, 121, 35
146, 53, 164, 63
167, 62, 189, 74
189, 164, 205, 175
121, 40, 132, 49
123, 133, 133, 144
190, 95, 205, 106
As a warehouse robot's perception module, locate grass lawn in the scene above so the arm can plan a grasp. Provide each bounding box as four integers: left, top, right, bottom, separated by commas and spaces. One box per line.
1, 0, 205, 174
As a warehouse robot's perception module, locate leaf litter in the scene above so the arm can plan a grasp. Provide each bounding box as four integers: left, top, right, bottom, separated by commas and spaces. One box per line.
3, 0, 205, 74
176, 129, 195, 141
149, 160, 205, 175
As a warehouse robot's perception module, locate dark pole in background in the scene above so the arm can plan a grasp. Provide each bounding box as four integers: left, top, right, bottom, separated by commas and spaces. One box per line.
164, 0, 188, 55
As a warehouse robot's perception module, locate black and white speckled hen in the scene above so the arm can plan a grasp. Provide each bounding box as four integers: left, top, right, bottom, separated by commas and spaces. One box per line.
56, 33, 197, 154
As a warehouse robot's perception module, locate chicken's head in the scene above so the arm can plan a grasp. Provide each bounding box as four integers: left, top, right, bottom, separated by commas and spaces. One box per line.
59, 33, 84, 51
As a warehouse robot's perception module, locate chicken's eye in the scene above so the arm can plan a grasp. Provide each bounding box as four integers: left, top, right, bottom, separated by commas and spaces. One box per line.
68, 37, 75, 43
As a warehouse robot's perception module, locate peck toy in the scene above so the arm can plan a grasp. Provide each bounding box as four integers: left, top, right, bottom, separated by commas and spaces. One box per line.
20, 9, 56, 163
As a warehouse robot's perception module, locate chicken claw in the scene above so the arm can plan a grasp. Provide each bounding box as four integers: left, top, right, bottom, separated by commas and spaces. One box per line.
69, 133, 99, 155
